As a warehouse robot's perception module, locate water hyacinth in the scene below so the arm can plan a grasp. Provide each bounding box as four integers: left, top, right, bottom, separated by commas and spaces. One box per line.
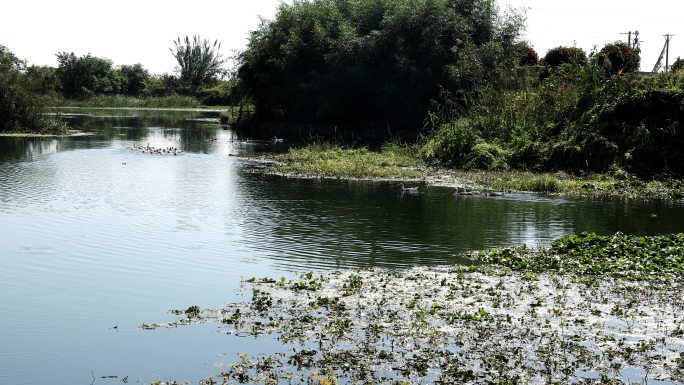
144, 244, 684, 384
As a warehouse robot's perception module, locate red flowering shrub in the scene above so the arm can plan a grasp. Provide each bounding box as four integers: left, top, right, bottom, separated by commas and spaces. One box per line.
542, 46, 587, 67
595, 42, 640, 75
520, 46, 539, 66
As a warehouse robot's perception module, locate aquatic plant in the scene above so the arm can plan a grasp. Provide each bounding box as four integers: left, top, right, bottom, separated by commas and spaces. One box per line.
479, 232, 684, 280
145, 264, 684, 384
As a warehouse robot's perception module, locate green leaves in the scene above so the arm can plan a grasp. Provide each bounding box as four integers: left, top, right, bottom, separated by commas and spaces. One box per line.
480, 232, 684, 281
171, 35, 226, 92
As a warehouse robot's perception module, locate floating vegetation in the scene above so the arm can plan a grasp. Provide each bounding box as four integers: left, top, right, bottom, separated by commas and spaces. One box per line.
143, 235, 684, 384
479, 232, 684, 281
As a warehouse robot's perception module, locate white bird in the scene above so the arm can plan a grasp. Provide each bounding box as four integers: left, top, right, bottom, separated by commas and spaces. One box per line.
400, 183, 419, 193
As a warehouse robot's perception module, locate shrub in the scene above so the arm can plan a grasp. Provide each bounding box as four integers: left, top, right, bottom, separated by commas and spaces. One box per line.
0, 72, 64, 133
542, 46, 587, 67
519, 45, 539, 66
464, 141, 510, 170
198, 80, 235, 106
595, 42, 640, 75
671, 57, 684, 73
422, 118, 479, 166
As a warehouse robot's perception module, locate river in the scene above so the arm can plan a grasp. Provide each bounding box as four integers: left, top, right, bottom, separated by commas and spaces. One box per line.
1, 109, 683, 384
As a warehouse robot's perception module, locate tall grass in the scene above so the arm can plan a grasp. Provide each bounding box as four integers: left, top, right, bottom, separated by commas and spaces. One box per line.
51, 95, 204, 108
267, 143, 424, 179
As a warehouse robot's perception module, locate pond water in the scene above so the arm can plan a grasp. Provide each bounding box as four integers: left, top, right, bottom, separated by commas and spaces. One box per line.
1, 109, 684, 385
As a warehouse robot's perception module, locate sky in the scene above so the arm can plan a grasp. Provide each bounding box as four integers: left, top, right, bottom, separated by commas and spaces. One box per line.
1, 0, 683, 74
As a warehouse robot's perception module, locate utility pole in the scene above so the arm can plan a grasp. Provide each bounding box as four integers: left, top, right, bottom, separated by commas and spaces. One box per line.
664, 34, 673, 72
653, 34, 674, 73
621, 31, 632, 47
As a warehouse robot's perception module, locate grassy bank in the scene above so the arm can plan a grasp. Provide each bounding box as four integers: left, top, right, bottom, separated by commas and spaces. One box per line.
243, 144, 684, 200
144, 233, 684, 384
46, 95, 224, 109
247, 142, 425, 180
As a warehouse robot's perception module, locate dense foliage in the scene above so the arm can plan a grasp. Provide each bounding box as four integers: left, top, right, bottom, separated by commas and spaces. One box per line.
56, 52, 123, 98
425, 50, 684, 178
479, 232, 684, 281
237, 0, 525, 129
519, 44, 538, 66
170, 35, 227, 93
541, 46, 587, 67
0, 45, 64, 133
672, 57, 684, 73
595, 42, 640, 75
4, 35, 230, 105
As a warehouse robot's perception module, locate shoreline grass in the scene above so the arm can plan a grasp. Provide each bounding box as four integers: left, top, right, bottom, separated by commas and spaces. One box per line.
244, 144, 684, 201
248, 142, 425, 180
45, 95, 236, 110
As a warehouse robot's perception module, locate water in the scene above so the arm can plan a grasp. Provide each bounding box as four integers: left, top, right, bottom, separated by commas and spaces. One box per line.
1, 109, 683, 384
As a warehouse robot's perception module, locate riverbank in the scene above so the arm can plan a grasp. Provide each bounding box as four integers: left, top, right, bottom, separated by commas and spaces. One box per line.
0, 130, 92, 137
242, 144, 684, 201
144, 233, 684, 384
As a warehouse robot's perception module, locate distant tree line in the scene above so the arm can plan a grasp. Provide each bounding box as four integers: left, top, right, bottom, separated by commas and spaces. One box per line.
2, 35, 235, 107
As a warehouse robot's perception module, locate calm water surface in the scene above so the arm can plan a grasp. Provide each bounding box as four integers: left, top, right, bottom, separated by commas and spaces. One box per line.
1, 109, 684, 384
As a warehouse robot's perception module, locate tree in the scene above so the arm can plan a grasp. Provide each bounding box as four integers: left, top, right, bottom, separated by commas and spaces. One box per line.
56, 52, 124, 98
24, 65, 60, 95
119, 63, 150, 96
0, 44, 25, 73
237, 0, 525, 130
170, 35, 226, 92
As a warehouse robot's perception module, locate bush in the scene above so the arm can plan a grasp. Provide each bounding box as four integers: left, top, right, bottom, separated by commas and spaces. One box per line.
423, 118, 479, 166
671, 57, 684, 73
464, 141, 510, 170
542, 46, 587, 67
519, 45, 539, 66
198, 80, 235, 106
595, 42, 640, 75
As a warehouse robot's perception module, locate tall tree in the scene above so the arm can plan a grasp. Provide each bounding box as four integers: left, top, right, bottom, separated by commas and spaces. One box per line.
237, 0, 525, 130
56, 52, 123, 98
170, 35, 227, 92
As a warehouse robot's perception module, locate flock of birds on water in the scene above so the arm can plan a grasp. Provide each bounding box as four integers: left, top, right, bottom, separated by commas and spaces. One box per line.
400, 183, 505, 197
130, 144, 183, 156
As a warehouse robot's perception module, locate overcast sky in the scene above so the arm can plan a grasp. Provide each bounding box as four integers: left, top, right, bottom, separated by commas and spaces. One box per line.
1, 0, 682, 74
